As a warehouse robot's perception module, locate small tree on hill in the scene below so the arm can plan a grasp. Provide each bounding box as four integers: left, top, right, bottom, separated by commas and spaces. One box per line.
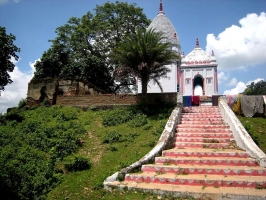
243, 80, 266, 95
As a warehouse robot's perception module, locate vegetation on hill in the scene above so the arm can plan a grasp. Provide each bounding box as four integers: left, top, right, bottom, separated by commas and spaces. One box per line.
33, 1, 151, 93
243, 80, 266, 95
0, 101, 175, 200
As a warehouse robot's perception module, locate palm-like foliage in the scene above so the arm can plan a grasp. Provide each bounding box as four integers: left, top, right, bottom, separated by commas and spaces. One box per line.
111, 28, 180, 99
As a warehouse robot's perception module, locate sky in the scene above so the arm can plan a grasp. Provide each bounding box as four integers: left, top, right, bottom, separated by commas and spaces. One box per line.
0, 0, 266, 113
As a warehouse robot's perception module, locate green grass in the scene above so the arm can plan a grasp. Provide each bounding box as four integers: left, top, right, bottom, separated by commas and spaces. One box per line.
0, 103, 178, 200
46, 106, 173, 200
237, 115, 266, 154
2, 103, 264, 200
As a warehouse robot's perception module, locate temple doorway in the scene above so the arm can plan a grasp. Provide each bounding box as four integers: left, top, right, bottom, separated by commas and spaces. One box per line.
193, 75, 203, 96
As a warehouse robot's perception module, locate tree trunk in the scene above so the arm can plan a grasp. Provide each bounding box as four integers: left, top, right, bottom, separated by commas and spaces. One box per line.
141, 75, 148, 104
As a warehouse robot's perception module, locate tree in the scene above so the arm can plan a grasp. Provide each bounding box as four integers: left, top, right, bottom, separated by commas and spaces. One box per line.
33, 2, 151, 93
243, 80, 266, 95
0, 27, 20, 91
111, 28, 180, 100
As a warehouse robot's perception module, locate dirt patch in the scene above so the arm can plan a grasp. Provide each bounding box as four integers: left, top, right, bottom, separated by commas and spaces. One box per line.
78, 131, 104, 164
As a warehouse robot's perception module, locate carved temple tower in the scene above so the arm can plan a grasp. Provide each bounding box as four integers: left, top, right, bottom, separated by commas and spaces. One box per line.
137, 0, 181, 93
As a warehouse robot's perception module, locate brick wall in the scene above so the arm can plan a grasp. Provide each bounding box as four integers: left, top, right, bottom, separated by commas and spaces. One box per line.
56, 93, 177, 108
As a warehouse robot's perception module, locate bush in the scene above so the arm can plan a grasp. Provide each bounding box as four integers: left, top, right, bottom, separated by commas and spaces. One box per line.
102, 131, 123, 144
4, 108, 24, 122
64, 156, 91, 172
128, 113, 147, 127
18, 98, 27, 108
102, 107, 134, 126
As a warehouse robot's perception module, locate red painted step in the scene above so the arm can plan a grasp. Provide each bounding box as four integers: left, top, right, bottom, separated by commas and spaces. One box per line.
125, 172, 266, 188
162, 149, 250, 158
155, 156, 259, 166
176, 132, 233, 138
111, 105, 266, 197
141, 164, 266, 176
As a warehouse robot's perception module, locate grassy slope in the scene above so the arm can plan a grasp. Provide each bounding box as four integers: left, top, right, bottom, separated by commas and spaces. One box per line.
46, 107, 177, 200
47, 109, 266, 200
237, 116, 266, 154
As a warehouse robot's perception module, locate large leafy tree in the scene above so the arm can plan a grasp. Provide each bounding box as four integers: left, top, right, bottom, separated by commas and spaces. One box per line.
111, 28, 180, 100
33, 1, 150, 93
0, 27, 20, 91
243, 80, 266, 95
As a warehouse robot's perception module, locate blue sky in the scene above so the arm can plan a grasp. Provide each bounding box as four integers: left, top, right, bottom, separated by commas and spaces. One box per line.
0, 0, 266, 113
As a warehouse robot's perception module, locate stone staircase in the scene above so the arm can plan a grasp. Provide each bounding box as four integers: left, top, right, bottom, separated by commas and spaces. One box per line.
107, 106, 266, 199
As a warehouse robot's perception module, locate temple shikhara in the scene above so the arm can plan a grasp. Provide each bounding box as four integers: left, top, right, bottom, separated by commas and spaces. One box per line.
138, 0, 218, 97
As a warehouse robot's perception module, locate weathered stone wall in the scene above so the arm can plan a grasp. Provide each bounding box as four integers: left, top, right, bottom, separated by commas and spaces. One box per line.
56, 93, 177, 108
27, 78, 177, 107
27, 78, 58, 106
27, 78, 57, 100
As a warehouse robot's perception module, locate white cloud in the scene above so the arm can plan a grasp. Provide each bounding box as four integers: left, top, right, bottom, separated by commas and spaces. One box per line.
223, 82, 247, 95
227, 77, 237, 86
223, 78, 264, 95
206, 12, 266, 70
0, 60, 36, 114
218, 71, 229, 84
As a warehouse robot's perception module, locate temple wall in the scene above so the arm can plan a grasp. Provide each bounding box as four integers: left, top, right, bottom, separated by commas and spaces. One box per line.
138, 64, 178, 93
181, 67, 218, 96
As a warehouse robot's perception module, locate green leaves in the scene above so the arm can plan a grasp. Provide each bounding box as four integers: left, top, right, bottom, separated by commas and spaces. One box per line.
243, 80, 266, 95
111, 28, 180, 96
0, 27, 20, 91
33, 2, 150, 93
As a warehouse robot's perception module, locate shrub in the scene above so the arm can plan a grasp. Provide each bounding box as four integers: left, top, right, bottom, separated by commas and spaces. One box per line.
64, 156, 91, 172
4, 108, 24, 122
102, 131, 123, 144
18, 98, 27, 108
102, 107, 133, 126
128, 113, 147, 127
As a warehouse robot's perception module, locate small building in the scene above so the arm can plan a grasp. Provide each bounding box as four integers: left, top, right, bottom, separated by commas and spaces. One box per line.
180, 38, 218, 96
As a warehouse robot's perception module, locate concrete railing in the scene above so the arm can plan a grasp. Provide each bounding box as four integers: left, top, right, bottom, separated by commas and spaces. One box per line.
219, 96, 266, 167
104, 103, 183, 186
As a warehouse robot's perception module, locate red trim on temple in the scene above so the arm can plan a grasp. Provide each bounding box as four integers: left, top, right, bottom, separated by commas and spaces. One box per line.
159, 0, 164, 14
196, 38, 199, 48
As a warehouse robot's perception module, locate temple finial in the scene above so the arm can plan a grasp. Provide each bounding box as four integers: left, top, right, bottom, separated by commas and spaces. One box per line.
212, 50, 215, 56
159, 0, 164, 14
196, 38, 199, 48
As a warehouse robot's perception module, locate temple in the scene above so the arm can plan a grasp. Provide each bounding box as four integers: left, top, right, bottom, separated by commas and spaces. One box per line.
180, 38, 218, 96
137, 0, 180, 93
138, 0, 218, 96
